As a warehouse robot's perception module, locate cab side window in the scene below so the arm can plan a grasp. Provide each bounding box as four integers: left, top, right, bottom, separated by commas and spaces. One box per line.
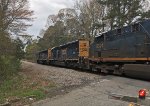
117, 28, 122, 35
132, 23, 140, 32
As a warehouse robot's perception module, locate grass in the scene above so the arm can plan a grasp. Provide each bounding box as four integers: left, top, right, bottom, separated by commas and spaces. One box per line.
15, 89, 46, 100
0, 75, 52, 104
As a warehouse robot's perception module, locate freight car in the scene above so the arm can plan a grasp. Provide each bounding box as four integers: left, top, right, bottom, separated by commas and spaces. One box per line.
37, 19, 150, 79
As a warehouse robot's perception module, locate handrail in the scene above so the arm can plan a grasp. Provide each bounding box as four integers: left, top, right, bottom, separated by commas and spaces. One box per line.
139, 23, 150, 39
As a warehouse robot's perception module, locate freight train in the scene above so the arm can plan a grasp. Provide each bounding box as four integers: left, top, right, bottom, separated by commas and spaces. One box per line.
37, 20, 150, 79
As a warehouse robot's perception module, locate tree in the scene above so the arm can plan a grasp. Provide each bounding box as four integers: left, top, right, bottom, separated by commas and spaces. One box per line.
38, 21, 68, 49
25, 42, 40, 62
0, 0, 33, 36
0, 0, 33, 57
0, 0, 33, 80
0, 33, 16, 55
98, 0, 150, 29
14, 38, 25, 60
75, 0, 106, 38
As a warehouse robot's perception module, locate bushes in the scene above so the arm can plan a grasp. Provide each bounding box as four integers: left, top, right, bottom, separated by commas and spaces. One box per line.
25, 53, 37, 62
0, 35, 24, 81
25, 42, 40, 62
0, 55, 21, 81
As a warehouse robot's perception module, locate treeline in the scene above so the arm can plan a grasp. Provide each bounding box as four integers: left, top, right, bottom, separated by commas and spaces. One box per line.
26, 0, 150, 61
0, 0, 33, 81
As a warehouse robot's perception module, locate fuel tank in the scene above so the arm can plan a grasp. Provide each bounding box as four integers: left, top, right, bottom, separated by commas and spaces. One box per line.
123, 64, 150, 80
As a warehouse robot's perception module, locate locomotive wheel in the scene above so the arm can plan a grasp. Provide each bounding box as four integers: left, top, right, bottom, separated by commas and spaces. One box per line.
113, 65, 124, 75
101, 69, 108, 74
113, 69, 124, 76
91, 66, 97, 72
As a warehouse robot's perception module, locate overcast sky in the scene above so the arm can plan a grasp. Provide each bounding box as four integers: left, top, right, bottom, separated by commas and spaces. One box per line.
27, 0, 75, 37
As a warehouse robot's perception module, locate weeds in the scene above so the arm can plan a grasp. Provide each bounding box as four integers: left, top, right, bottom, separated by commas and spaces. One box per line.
0, 75, 49, 104
0, 56, 20, 81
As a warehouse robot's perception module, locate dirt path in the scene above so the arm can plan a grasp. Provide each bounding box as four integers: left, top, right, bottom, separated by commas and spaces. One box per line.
21, 61, 102, 98
22, 61, 150, 106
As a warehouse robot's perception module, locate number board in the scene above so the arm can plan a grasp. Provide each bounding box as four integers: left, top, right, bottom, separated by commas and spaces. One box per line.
48, 48, 51, 59
79, 40, 89, 57
62, 49, 67, 55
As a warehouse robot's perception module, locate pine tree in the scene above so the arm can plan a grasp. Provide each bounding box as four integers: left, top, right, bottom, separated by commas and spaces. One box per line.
98, 0, 150, 29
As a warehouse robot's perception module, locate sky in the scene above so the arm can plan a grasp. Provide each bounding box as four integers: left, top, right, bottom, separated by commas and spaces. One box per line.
27, 0, 75, 38
27, 0, 150, 38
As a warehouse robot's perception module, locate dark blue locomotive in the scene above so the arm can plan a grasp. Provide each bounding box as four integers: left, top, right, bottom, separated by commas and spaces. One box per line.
37, 20, 150, 79
92, 20, 150, 59
49, 40, 79, 66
